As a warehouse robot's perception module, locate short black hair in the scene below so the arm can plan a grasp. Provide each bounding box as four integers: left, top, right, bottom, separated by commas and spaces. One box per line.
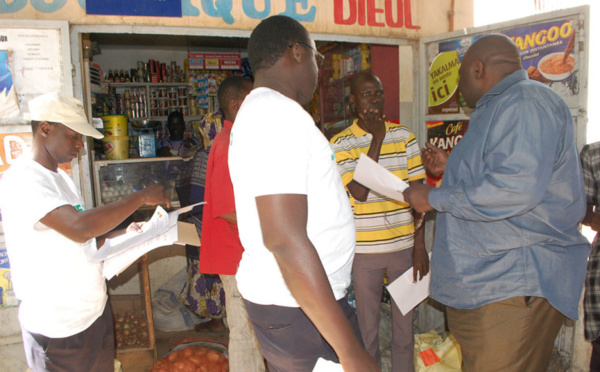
168, 110, 184, 125
217, 76, 252, 109
350, 71, 381, 95
248, 15, 309, 72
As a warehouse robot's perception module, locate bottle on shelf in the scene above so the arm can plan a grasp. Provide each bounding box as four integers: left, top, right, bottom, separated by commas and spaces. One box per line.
119, 69, 126, 83
137, 61, 145, 83
107, 70, 114, 83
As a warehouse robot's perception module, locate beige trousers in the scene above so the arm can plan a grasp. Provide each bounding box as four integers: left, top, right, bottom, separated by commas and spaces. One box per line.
446, 296, 565, 372
220, 274, 266, 372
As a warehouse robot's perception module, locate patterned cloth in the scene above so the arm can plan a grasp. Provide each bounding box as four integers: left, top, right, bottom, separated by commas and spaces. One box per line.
175, 141, 226, 320
198, 111, 224, 149
581, 142, 600, 340
179, 246, 226, 319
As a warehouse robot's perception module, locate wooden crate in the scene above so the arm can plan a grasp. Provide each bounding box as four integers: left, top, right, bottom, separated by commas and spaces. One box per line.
110, 255, 157, 372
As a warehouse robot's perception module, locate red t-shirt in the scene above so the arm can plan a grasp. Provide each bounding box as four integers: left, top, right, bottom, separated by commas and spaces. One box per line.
199, 120, 244, 275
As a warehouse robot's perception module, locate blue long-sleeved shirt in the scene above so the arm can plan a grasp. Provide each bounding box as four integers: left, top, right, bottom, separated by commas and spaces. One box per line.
429, 70, 590, 320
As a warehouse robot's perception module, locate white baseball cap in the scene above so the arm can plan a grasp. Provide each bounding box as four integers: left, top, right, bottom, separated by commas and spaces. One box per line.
28, 92, 104, 139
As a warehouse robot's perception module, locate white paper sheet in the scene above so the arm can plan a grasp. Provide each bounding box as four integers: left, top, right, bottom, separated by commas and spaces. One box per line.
313, 357, 344, 372
177, 201, 206, 214
386, 253, 432, 316
353, 153, 409, 202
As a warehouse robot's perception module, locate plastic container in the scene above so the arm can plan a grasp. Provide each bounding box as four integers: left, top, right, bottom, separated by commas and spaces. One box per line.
103, 135, 130, 160
102, 114, 128, 137
138, 130, 156, 158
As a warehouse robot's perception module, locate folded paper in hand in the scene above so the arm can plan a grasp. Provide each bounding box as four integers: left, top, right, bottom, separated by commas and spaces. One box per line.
354, 153, 409, 202
386, 253, 432, 315
88, 202, 204, 279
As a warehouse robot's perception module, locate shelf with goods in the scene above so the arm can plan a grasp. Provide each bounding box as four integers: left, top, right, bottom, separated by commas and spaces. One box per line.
108, 82, 202, 122
316, 42, 372, 139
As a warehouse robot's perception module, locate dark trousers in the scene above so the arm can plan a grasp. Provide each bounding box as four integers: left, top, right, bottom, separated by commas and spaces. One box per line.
244, 297, 362, 372
22, 300, 115, 372
591, 337, 600, 371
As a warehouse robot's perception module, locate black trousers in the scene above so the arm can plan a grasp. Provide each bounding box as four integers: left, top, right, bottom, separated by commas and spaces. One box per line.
22, 300, 115, 372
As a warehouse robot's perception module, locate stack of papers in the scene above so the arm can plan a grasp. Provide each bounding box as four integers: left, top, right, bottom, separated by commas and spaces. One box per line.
88, 202, 203, 279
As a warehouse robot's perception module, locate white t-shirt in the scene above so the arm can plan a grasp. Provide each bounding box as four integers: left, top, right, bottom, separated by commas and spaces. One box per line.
0, 158, 107, 338
229, 87, 356, 307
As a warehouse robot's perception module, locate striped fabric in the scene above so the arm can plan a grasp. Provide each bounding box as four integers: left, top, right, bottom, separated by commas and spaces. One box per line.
581, 142, 600, 340
330, 119, 425, 254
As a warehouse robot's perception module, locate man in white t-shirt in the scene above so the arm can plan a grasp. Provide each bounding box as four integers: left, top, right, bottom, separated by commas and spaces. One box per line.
0, 92, 170, 371
228, 15, 379, 372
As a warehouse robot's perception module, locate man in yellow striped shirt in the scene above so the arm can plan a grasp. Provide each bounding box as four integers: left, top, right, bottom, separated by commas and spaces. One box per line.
330, 72, 429, 372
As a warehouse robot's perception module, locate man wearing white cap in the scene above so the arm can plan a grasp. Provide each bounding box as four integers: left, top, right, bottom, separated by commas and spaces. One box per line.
0, 92, 171, 371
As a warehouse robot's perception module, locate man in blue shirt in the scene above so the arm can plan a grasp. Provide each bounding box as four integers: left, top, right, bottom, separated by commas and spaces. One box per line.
405, 34, 590, 372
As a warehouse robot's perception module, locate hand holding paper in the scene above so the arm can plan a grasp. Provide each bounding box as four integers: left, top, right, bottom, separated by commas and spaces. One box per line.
87, 202, 204, 279
386, 253, 432, 315
353, 153, 409, 202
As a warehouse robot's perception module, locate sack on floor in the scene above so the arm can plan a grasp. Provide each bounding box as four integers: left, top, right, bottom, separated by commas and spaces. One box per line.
152, 268, 202, 331
414, 330, 462, 372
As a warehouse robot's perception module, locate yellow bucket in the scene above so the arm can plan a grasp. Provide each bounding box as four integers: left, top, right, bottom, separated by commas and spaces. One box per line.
103, 136, 130, 160
102, 115, 128, 136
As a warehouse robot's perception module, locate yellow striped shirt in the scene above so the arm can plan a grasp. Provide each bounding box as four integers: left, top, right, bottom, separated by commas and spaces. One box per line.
330, 120, 425, 254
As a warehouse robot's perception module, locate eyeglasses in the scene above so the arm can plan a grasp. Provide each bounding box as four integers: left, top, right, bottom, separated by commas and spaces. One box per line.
295, 41, 325, 68
360, 90, 385, 99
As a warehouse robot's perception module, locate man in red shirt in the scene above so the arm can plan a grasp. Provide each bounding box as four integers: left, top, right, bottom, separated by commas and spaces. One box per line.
199, 76, 264, 371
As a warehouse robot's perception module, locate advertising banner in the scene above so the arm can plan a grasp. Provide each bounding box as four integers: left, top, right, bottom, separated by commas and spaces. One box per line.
425, 120, 469, 186
87, 0, 182, 17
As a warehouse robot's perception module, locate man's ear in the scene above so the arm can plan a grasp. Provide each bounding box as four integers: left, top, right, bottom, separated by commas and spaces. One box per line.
472, 60, 484, 80
290, 43, 303, 64
38, 121, 52, 138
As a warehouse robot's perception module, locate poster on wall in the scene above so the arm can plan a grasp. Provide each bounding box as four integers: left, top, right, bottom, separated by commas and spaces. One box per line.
427, 51, 461, 114
425, 120, 469, 187
432, 17, 580, 113
0, 242, 16, 308
0, 132, 32, 179
0, 29, 62, 96
0, 51, 19, 120
0, 28, 63, 125
501, 19, 578, 100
